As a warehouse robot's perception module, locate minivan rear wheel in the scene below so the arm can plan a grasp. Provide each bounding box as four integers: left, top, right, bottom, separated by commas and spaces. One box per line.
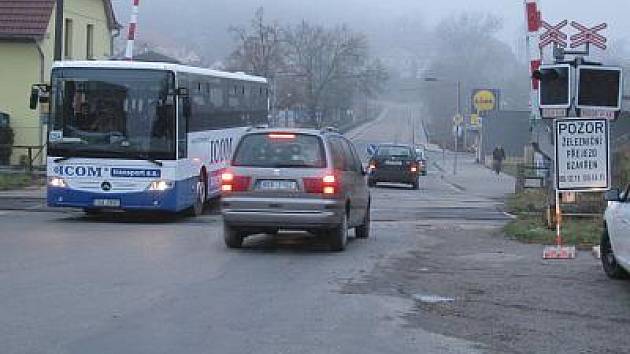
601, 227, 629, 279
329, 213, 348, 252
224, 223, 244, 249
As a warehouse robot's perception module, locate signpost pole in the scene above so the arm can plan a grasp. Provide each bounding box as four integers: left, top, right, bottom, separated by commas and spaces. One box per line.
555, 190, 562, 248
454, 126, 458, 175
454, 80, 461, 176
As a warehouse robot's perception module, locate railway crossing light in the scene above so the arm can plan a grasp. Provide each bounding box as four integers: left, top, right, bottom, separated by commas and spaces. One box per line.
576, 65, 623, 119
533, 64, 571, 118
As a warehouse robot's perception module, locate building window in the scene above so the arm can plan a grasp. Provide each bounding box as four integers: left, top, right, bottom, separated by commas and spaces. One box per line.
64, 19, 73, 59
86, 24, 94, 60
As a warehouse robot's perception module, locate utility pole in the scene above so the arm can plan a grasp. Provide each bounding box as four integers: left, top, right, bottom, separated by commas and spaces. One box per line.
54, 0, 64, 61
454, 80, 461, 175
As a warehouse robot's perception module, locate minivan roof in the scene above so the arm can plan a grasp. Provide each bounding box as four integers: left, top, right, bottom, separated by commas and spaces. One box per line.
245, 127, 343, 137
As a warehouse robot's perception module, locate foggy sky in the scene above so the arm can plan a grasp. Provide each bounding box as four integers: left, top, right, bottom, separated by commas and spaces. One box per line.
111, 0, 630, 62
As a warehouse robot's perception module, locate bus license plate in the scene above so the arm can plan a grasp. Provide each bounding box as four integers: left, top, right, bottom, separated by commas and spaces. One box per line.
256, 180, 297, 191
93, 199, 121, 208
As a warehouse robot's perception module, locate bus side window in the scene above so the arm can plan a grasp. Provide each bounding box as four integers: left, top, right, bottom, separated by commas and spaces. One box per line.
177, 79, 189, 159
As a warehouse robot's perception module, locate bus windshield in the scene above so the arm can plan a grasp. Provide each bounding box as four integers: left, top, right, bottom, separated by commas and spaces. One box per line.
48, 69, 176, 160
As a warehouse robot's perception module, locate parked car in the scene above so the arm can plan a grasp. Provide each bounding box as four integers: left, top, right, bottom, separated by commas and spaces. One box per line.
414, 145, 428, 176
221, 128, 371, 251
367, 144, 420, 189
601, 184, 630, 279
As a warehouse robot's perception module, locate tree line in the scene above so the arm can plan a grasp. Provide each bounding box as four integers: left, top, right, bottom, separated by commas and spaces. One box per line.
226, 8, 388, 128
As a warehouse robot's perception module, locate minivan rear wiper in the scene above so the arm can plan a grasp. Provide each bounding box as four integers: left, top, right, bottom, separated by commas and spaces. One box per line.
272, 163, 318, 168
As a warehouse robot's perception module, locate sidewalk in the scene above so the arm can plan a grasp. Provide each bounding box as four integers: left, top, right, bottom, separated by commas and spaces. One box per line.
434, 151, 515, 200
0, 185, 46, 199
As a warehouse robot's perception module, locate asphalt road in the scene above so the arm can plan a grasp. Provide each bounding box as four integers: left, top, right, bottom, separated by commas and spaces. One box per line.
1, 107, 629, 354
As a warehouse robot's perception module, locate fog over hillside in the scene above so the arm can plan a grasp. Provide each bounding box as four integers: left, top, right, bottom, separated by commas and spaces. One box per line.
111, 0, 630, 65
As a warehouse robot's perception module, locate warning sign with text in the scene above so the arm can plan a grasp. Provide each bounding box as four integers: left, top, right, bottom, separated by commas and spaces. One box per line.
555, 119, 610, 191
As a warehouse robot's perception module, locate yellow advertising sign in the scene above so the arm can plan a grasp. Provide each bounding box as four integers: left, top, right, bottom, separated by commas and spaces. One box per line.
472, 90, 497, 112
470, 114, 481, 126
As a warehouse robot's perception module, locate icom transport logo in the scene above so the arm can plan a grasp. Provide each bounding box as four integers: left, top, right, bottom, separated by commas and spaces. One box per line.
53, 165, 103, 178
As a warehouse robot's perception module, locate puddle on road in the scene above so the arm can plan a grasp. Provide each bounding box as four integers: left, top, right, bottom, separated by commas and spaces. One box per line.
412, 293, 456, 304
458, 252, 523, 263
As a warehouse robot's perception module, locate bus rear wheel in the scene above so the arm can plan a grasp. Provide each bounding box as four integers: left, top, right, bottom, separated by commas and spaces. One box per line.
189, 178, 206, 217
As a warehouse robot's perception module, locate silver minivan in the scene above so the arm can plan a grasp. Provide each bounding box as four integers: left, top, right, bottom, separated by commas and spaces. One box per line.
220, 128, 371, 251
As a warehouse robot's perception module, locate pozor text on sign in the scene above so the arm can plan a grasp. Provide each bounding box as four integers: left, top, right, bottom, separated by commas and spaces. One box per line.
555, 119, 610, 191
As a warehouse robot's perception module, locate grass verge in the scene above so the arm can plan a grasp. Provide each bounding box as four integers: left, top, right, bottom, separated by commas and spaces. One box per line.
505, 189, 548, 214
504, 189, 602, 248
504, 216, 602, 249
0, 174, 32, 191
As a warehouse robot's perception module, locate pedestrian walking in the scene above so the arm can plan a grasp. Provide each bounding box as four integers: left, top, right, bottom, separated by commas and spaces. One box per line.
492, 145, 506, 175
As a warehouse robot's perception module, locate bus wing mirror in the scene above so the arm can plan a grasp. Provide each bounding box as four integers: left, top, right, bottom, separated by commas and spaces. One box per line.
29, 88, 39, 110
29, 84, 51, 110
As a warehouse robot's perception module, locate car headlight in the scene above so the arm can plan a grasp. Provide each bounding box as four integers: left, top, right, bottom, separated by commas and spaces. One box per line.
48, 177, 67, 188
148, 180, 174, 191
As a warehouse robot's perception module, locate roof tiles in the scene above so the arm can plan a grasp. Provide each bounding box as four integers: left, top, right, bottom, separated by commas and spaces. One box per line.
0, 0, 119, 40
0, 0, 54, 39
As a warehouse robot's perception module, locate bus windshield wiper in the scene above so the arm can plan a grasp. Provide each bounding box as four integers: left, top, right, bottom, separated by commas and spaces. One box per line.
54, 156, 73, 163
128, 153, 163, 167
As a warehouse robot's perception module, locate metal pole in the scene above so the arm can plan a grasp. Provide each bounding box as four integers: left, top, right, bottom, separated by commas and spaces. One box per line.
125, 0, 140, 60
555, 190, 562, 247
270, 77, 276, 126
411, 107, 416, 145
54, 0, 64, 61
454, 126, 458, 175
454, 80, 461, 175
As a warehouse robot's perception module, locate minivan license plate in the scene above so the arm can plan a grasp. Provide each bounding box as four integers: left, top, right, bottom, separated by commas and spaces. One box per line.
93, 199, 121, 208
256, 180, 297, 191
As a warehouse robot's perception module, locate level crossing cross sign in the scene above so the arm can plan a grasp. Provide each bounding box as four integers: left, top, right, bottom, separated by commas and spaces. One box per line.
539, 20, 568, 49
570, 21, 607, 50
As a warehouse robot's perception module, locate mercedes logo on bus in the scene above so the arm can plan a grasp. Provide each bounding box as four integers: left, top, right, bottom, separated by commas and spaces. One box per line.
101, 182, 112, 192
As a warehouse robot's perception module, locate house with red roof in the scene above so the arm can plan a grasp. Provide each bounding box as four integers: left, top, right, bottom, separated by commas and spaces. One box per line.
0, 0, 120, 164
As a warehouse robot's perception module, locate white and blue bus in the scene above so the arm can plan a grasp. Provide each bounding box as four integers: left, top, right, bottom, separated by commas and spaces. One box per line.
39, 61, 268, 215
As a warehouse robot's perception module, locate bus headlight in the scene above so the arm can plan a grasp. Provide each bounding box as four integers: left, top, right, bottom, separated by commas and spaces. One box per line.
148, 180, 174, 191
48, 177, 67, 188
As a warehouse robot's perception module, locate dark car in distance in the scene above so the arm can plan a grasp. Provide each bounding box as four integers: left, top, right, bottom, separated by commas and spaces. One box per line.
367, 144, 420, 189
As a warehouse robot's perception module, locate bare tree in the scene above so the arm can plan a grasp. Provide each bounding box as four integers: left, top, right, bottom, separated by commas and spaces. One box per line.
283, 22, 385, 126
226, 7, 284, 78
226, 10, 388, 127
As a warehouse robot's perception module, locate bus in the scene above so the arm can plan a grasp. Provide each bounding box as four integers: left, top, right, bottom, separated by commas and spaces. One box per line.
33, 61, 268, 216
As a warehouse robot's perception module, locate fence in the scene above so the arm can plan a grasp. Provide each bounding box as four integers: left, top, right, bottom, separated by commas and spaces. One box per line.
515, 163, 552, 193
0, 145, 46, 177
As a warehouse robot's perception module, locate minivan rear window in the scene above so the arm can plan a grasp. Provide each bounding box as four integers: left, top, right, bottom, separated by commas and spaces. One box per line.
377, 146, 412, 157
232, 133, 327, 168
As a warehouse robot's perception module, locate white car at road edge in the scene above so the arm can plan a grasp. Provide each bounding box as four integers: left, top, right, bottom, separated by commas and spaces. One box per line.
602, 184, 630, 279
